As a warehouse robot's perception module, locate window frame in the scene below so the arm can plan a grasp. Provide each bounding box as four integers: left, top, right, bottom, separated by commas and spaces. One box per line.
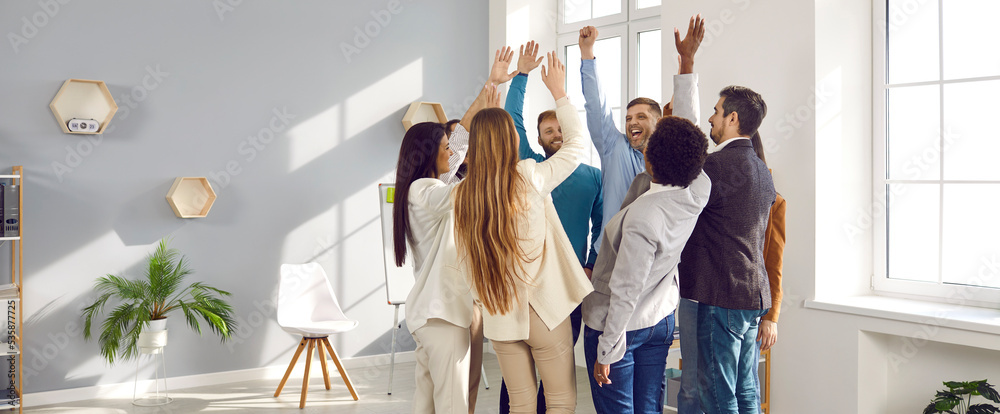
627, 17, 662, 107
871, 0, 1000, 308
557, 0, 628, 34
629, 0, 661, 20
555, 0, 660, 130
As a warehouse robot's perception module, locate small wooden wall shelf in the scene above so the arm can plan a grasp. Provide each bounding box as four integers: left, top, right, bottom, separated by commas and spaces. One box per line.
401, 102, 447, 131
166, 177, 217, 218
49, 79, 118, 134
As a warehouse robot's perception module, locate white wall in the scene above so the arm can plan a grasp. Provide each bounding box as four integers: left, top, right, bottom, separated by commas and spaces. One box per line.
0, 0, 487, 394
490, 0, 560, 158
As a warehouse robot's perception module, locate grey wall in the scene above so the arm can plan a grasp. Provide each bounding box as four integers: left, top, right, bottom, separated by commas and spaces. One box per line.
0, 0, 487, 393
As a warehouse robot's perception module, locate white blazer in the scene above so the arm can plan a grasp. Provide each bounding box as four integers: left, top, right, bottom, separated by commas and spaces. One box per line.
473, 97, 595, 341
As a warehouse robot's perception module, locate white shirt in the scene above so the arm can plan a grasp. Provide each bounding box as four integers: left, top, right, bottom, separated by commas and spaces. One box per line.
712, 136, 750, 153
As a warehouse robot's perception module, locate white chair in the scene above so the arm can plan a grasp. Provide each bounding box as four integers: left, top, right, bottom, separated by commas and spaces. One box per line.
274, 263, 360, 408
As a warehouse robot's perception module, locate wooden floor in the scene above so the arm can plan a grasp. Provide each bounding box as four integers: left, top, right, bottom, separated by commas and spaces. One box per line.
26, 352, 634, 413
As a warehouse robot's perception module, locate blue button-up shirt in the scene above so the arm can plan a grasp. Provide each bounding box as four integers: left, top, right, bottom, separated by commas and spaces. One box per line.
581, 59, 646, 235
506, 73, 603, 268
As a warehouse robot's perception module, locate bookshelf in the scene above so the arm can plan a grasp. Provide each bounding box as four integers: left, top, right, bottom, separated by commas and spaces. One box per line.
49, 79, 118, 135
0, 166, 22, 412
401, 101, 447, 131
165, 177, 217, 218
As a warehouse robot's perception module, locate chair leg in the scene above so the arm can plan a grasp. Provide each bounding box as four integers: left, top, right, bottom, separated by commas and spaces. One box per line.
317, 337, 331, 390
300, 339, 316, 409
274, 338, 308, 397
323, 337, 359, 401
481, 366, 489, 389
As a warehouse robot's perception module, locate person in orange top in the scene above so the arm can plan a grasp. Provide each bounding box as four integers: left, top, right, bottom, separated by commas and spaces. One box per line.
749, 131, 785, 410
748, 131, 785, 353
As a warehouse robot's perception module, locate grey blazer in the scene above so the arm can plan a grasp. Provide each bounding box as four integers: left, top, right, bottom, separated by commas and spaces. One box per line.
583, 171, 710, 364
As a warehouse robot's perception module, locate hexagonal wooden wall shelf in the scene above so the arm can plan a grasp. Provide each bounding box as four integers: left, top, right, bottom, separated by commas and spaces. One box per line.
166, 177, 217, 218
401, 101, 448, 131
49, 79, 118, 134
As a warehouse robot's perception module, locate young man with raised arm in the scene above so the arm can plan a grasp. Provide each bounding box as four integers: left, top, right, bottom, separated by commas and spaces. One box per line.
586, 15, 706, 413
495, 40, 604, 414
578, 24, 700, 237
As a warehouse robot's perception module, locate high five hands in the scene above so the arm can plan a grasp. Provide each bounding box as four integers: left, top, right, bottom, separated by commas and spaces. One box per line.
460, 82, 502, 131
517, 41, 544, 75
489, 46, 518, 85
579, 26, 597, 60
674, 14, 706, 74
540, 51, 566, 101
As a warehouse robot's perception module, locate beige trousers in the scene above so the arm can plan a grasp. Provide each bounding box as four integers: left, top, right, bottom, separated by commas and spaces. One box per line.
491, 307, 576, 414
412, 318, 471, 414
469, 305, 484, 413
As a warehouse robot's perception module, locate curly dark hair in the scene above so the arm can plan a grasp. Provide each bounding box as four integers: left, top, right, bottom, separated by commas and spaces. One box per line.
645, 116, 708, 187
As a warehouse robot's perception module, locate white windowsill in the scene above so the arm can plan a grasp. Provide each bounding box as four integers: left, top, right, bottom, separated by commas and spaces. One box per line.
805, 296, 1000, 336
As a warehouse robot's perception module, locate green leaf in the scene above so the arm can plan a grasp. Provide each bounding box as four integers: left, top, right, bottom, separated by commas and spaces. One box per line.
968, 404, 1000, 414
934, 392, 961, 411
79, 237, 237, 365
979, 382, 1000, 404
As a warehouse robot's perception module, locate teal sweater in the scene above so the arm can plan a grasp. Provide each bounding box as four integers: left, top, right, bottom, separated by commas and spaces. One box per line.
506, 73, 603, 268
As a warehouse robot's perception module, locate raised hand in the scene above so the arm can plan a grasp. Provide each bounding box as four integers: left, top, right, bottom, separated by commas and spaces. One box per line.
517, 41, 544, 74
461, 83, 500, 131
488, 46, 518, 85
540, 51, 567, 101
674, 14, 705, 74
579, 26, 598, 60
483, 82, 502, 109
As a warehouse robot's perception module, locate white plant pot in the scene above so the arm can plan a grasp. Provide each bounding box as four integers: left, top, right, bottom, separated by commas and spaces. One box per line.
138, 318, 168, 354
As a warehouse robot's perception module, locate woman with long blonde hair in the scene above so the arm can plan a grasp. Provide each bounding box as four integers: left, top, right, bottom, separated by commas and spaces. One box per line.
453, 52, 593, 414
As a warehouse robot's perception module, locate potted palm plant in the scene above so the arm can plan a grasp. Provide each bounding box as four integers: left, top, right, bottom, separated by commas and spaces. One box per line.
924, 380, 1000, 414
82, 238, 237, 365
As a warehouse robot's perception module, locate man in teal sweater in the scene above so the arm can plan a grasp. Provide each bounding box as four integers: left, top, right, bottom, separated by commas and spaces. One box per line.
496, 41, 603, 414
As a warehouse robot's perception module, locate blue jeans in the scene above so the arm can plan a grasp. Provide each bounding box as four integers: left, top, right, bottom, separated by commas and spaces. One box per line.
677, 298, 703, 414
584, 314, 674, 414
697, 304, 768, 414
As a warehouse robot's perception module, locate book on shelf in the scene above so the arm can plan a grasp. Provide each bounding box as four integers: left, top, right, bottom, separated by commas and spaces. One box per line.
0, 182, 18, 238
0, 284, 17, 300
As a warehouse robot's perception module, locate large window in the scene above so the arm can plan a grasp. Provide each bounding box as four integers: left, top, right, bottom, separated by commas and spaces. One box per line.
874, 0, 1000, 306
556, 0, 662, 167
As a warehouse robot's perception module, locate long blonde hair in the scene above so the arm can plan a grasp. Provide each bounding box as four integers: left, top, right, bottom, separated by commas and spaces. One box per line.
454, 108, 530, 315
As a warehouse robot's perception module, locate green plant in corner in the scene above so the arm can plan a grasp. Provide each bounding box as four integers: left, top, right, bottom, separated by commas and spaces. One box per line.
82, 238, 237, 365
923, 380, 1000, 414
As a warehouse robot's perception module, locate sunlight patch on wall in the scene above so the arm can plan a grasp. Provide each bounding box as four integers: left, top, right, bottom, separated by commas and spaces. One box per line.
345, 58, 423, 138
287, 104, 342, 172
